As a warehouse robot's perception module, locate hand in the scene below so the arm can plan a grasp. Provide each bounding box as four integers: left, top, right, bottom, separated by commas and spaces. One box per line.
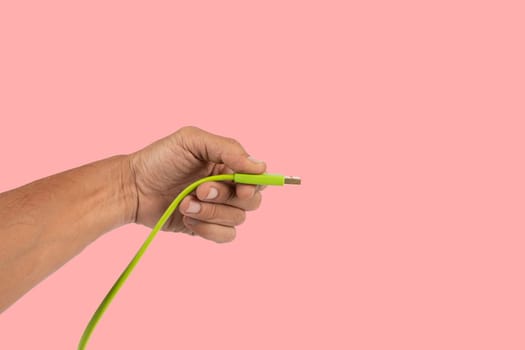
128, 126, 266, 243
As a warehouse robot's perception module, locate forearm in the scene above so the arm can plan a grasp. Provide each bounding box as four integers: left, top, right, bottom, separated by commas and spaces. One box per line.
0, 155, 136, 312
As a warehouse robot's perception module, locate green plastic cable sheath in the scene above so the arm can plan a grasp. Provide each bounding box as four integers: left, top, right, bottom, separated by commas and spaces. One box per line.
78, 173, 296, 349
78, 174, 235, 349
233, 173, 285, 186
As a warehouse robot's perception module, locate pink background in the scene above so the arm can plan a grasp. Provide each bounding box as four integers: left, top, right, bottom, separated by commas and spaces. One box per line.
1, 1, 524, 349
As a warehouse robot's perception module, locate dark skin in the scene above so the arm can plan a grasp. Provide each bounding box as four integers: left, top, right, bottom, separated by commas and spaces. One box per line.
0, 126, 266, 312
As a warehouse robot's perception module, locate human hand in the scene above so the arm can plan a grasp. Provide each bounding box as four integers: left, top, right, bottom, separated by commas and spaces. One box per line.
128, 126, 266, 243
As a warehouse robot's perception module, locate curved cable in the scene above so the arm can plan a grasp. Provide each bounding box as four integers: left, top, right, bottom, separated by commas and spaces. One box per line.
78, 174, 235, 349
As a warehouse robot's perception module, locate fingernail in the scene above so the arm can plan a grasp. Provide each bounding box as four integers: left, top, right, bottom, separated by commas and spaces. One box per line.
186, 200, 201, 213
206, 187, 218, 200
248, 156, 265, 164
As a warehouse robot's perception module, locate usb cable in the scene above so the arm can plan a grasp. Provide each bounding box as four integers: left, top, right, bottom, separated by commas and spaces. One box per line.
78, 173, 301, 349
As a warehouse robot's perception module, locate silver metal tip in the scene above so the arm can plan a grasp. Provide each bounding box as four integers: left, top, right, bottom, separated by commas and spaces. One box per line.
284, 176, 302, 185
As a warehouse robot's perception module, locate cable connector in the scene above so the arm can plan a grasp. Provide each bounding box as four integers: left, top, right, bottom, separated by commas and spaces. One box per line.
233, 173, 302, 186
284, 176, 301, 185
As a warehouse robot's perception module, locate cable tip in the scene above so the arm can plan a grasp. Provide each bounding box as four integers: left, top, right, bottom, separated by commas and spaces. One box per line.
284, 176, 302, 185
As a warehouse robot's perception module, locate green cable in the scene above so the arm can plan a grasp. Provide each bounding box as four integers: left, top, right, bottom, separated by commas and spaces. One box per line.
78, 174, 234, 349
78, 173, 300, 349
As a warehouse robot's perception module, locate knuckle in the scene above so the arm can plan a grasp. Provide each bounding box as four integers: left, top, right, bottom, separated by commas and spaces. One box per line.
177, 126, 202, 141
225, 137, 245, 151
225, 136, 240, 145
247, 192, 262, 211
180, 125, 198, 134
202, 203, 218, 220
236, 210, 247, 225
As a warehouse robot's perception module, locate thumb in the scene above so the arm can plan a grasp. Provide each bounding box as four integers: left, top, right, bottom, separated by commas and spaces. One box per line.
180, 126, 266, 174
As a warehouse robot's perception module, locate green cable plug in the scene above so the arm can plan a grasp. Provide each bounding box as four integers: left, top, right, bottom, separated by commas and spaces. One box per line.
79, 173, 300, 349
233, 173, 301, 186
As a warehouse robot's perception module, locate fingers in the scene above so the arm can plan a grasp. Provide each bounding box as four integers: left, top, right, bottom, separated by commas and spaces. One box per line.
179, 196, 241, 243
183, 217, 236, 243
235, 184, 258, 200
177, 126, 267, 174
178, 182, 264, 243
195, 182, 262, 211
170, 126, 267, 243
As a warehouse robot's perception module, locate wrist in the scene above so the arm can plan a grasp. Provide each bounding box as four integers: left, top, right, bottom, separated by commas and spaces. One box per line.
118, 154, 139, 225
